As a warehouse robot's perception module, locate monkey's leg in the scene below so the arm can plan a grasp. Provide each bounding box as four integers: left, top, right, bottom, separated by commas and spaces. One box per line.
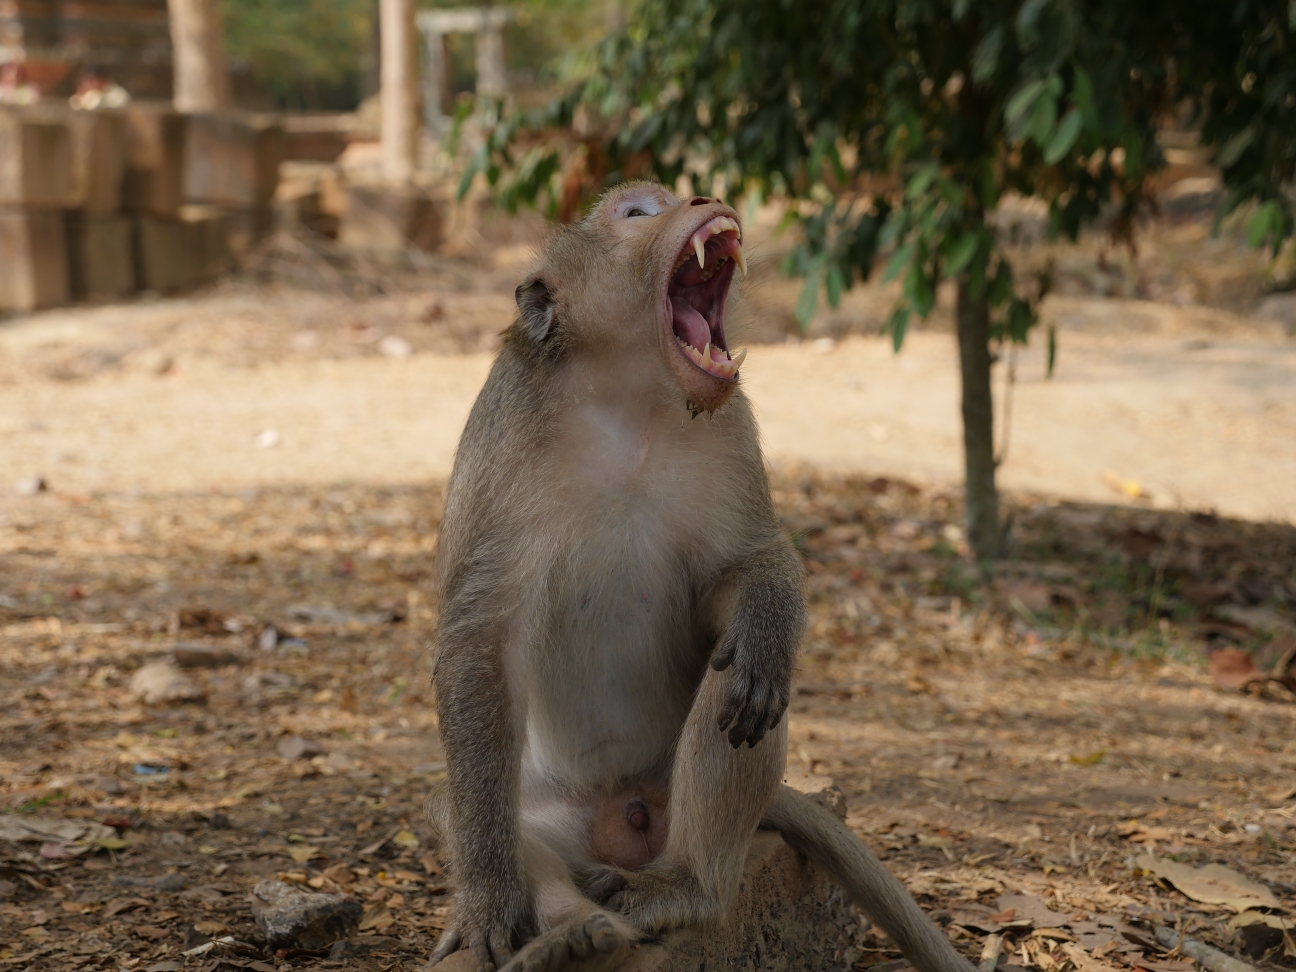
590, 666, 787, 931
501, 839, 633, 972
429, 627, 531, 969
763, 785, 976, 972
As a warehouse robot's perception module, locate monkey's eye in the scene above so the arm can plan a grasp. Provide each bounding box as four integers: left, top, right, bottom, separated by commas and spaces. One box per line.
626, 207, 649, 218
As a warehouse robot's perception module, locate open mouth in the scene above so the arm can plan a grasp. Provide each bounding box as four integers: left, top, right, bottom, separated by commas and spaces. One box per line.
668, 215, 748, 380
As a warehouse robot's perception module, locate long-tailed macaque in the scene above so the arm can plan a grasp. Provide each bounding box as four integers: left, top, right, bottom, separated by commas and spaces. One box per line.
427, 183, 976, 972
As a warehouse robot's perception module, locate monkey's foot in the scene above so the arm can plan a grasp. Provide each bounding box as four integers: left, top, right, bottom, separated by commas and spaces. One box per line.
586, 866, 715, 933
500, 912, 630, 972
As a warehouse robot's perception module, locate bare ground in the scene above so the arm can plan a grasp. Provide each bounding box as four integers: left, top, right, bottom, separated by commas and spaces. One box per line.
1, 215, 1295, 971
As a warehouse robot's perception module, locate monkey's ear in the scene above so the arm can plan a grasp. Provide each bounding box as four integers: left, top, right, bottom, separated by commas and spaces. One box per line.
515, 278, 556, 342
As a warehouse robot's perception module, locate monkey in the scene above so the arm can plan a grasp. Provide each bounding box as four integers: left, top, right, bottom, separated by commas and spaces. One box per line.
426, 181, 977, 972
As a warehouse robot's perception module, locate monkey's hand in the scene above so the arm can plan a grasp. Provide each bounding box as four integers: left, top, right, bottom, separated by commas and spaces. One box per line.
709, 605, 795, 749
430, 889, 531, 971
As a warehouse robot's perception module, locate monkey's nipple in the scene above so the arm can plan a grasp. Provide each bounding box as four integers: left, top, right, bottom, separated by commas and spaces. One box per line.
624, 798, 650, 832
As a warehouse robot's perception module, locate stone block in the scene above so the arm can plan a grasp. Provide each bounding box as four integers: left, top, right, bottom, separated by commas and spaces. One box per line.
122, 103, 187, 218
339, 183, 443, 252
134, 210, 234, 293
183, 111, 284, 210
67, 214, 135, 298
67, 109, 127, 215
0, 208, 69, 312
0, 107, 73, 207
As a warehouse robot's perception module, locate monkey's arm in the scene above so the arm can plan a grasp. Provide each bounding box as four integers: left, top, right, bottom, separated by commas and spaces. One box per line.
764, 786, 977, 972
430, 601, 532, 967
708, 541, 806, 748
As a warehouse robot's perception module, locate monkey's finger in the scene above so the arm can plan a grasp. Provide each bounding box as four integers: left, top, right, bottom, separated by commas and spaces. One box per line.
488, 927, 515, 968
471, 938, 494, 972
717, 675, 751, 732
709, 636, 738, 671
728, 684, 770, 747
429, 929, 462, 964
585, 868, 628, 903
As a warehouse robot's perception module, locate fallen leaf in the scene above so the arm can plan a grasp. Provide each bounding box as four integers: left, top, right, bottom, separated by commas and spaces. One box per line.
1070, 750, 1107, 766
392, 829, 420, 849
996, 894, 1065, 928
420, 853, 442, 875
1063, 943, 1123, 972
193, 921, 230, 935
358, 901, 394, 932
134, 925, 170, 939
286, 844, 320, 864
1209, 648, 1260, 690
1140, 855, 1280, 912
1228, 911, 1294, 931
102, 897, 150, 918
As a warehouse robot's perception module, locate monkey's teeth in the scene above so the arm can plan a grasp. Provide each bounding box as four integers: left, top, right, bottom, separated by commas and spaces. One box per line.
701, 340, 711, 362
694, 234, 707, 269
729, 347, 747, 369
733, 246, 747, 278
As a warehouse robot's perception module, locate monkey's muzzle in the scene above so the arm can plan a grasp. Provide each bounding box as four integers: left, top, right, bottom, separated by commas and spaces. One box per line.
669, 215, 747, 380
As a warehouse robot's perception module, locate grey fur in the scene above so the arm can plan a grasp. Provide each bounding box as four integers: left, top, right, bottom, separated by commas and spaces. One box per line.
427, 183, 974, 972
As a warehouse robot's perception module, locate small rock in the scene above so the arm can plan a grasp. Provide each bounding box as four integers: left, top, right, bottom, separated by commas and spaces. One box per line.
378, 334, 413, 358
130, 661, 205, 705
257, 624, 279, 651
114, 872, 186, 891
254, 429, 280, 450
171, 644, 241, 668
276, 735, 325, 760
15, 475, 46, 496
250, 879, 361, 950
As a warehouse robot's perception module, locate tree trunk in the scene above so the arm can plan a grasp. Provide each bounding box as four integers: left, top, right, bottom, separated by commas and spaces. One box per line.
956, 277, 1001, 561
379, 0, 419, 184
167, 0, 231, 112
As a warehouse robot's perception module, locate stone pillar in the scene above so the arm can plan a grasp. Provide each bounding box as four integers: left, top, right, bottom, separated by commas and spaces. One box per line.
421, 29, 449, 128
475, 25, 506, 98
380, 0, 419, 184
167, 0, 232, 112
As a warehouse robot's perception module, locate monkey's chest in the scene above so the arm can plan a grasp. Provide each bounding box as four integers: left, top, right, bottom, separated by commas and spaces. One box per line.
518, 535, 708, 784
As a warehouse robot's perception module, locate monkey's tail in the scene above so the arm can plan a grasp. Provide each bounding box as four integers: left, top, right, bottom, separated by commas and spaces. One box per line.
762, 785, 977, 972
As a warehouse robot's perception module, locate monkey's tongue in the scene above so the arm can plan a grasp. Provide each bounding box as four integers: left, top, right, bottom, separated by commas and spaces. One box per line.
671, 298, 712, 352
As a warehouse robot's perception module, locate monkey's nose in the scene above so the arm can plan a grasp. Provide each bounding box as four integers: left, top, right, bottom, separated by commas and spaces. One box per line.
689, 196, 713, 206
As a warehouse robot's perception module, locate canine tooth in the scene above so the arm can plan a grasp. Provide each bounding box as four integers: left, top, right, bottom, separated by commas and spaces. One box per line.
733, 245, 747, 278
694, 234, 706, 269
729, 347, 747, 369
701, 341, 711, 364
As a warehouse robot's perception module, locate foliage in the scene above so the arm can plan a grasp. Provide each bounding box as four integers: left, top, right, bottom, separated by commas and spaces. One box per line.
465, 0, 1295, 341
223, 0, 375, 109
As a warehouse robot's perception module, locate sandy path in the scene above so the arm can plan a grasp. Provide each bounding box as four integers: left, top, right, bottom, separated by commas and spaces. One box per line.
2, 330, 1293, 523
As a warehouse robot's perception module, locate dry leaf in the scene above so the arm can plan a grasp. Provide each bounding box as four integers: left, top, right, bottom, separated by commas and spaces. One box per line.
1209, 648, 1260, 690
1062, 943, 1123, 972
1140, 855, 1280, 912
392, 829, 420, 849
358, 901, 394, 932
286, 844, 320, 864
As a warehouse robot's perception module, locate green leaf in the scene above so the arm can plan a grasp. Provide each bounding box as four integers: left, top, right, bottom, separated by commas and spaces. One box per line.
1247, 200, 1281, 249
1046, 324, 1058, 378
1044, 110, 1083, 164
882, 241, 915, 283
1005, 79, 1048, 128
1217, 127, 1256, 168
904, 261, 934, 317
825, 265, 846, 308
906, 164, 939, 199
887, 305, 910, 352
943, 232, 981, 278
794, 267, 822, 329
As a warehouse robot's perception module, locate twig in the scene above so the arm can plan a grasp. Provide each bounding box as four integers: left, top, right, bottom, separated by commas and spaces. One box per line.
1154, 925, 1259, 972
980, 933, 1004, 972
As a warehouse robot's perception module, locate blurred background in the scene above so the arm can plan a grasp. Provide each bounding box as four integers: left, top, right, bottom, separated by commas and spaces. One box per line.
0, 3, 1294, 971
